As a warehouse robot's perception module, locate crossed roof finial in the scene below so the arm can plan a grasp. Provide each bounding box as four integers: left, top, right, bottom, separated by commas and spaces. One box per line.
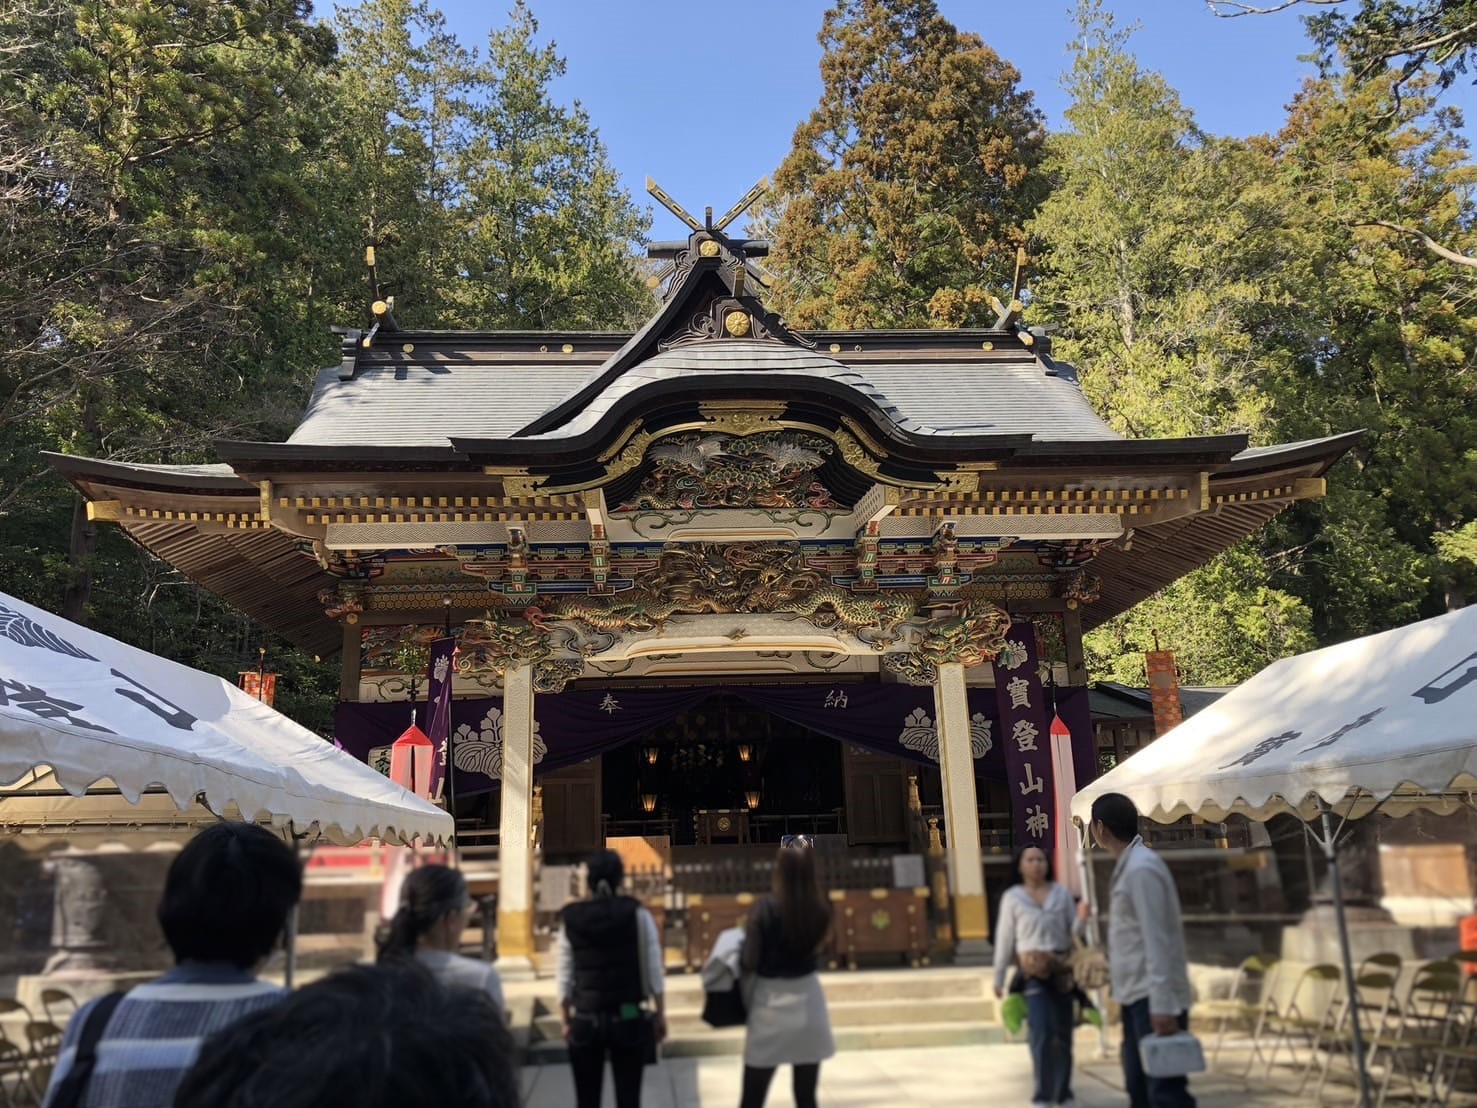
646, 177, 769, 234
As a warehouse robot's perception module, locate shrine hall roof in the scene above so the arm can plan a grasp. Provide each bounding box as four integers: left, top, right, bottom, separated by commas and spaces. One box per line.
284, 338, 1120, 449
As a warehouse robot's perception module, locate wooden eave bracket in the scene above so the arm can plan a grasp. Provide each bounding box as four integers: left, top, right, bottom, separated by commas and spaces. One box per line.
86, 499, 123, 522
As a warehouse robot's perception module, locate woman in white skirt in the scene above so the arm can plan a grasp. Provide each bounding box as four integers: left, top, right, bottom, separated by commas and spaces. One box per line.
739, 834, 835, 1108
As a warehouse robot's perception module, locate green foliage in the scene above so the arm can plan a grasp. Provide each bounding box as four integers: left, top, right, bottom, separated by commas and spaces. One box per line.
325, 0, 651, 330
1028, 2, 1286, 440
1036, 2, 1474, 681
0, 0, 651, 727
1085, 549, 1317, 686
764, 0, 1048, 328
446, 1, 652, 329
1261, 69, 1477, 636
1302, 0, 1477, 92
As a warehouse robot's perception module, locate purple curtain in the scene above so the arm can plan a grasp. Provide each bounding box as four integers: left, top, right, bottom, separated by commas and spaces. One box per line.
730, 684, 1008, 778
336, 682, 1028, 797
335, 686, 712, 796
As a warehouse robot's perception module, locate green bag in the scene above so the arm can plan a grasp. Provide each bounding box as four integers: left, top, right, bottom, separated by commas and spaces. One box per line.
1001, 992, 1027, 1036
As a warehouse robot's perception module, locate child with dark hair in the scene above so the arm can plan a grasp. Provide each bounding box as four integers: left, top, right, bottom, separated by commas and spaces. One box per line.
376, 864, 504, 1021
174, 961, 519, 1108
42, 822, 302, 1108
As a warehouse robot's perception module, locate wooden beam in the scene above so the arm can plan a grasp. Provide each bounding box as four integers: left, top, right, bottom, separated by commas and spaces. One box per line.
86, 500, 124, 522
1292, 477, 1327, 501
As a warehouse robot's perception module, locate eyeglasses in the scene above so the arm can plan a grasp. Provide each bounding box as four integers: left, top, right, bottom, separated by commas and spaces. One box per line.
780, 834, 814, 850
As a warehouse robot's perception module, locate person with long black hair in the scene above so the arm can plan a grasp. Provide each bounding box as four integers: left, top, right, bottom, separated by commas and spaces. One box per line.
377, 864, 505, 1020
556, 850, 666, 1108
738, 835, 835, 1108
993, 844, 1078, 1108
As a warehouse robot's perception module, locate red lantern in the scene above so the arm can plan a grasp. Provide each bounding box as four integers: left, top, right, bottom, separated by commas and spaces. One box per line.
388, 724, 435, 800
237, 671, 278, 707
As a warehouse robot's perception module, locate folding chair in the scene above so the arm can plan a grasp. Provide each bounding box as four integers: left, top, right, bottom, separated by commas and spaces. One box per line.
0, 1004, 41, 1108
1426, 972, 1477, 1108
37, 990, 77, 1028
0, 1041, 36, 1108
1250, 962, 1343, 1081
1370, 962, 1463, 1108
1303, 965, 1401, 1103
1195, 953, 1280, 1065
22, 1021, 64, 1103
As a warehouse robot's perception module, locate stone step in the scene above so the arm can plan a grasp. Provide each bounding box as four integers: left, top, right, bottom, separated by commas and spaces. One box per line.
524, 968, 990, 1011
530, 995, 997, 1042
524, 1020, 1007, 1064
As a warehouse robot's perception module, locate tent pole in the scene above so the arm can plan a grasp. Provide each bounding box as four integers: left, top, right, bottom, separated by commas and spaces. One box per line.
1077, 819, 1111, 1059
284, 824, 302, 990
1319, 807, 1372, 1108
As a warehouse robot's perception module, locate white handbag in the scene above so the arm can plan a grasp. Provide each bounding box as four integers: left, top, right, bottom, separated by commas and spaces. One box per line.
1139, 1031, 1207, 1078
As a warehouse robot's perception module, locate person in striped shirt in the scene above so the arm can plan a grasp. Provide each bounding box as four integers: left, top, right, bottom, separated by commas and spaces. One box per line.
42, 822, 301, 1108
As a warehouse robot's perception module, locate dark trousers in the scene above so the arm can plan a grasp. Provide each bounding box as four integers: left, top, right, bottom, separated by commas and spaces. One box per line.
739, 1063, 820, 1108
1121, 1000, 1196, 1108
1024, 979, 1074, 1105
568, 1013, 645, 1108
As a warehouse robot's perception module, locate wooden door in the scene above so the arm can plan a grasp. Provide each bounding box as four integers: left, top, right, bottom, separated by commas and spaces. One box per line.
842, 745, 909, 846
538, 757, 603, 860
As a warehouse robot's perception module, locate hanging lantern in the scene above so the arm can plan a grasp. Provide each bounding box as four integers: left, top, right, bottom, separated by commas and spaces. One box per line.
388, 724, 435, 801
744, 789, 760, 811
642, 744, 659, 765
737, 743, 753, 763
640, 792, 658, 814
237, 670, 278, 707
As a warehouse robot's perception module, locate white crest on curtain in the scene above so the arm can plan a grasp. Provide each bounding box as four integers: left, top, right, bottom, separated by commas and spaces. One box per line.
896, 708, 993, 762
451, 707, 547, 779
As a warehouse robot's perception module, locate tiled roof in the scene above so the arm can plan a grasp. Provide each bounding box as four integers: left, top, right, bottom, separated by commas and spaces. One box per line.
286, 341, 1121, 447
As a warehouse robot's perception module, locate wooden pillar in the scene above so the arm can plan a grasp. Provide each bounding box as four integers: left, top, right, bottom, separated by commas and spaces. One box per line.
1062, 608, 1088, 687
496, 664, 537, 978
933, 662, 990, 958
338, 621, 361, 702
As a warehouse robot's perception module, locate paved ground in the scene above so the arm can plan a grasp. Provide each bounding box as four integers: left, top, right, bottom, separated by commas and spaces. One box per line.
519, 1040, 1349, 1107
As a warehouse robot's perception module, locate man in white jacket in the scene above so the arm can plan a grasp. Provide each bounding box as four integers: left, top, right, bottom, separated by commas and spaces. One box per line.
1090, 792, 1196, 1108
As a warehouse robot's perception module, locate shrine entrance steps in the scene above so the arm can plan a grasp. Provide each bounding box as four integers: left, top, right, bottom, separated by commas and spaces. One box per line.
515, 966, 1005, 1063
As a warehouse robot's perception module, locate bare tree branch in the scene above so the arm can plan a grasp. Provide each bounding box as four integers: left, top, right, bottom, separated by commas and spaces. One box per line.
1205, 0, 1341, 18
1357, 220, 1477, 269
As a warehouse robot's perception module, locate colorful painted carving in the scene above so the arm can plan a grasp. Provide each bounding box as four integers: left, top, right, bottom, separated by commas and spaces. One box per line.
617, 431, 843, 512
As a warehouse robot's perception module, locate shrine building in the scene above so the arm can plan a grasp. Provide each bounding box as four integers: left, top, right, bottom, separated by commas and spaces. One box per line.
49, 183, 1358, 972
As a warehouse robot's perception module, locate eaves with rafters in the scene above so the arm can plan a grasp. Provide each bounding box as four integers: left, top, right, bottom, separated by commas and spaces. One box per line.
48, 180, 1358, 689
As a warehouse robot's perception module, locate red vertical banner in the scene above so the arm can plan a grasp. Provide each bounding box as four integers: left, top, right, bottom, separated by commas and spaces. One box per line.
993, 624, 1056, 852
238, 671, 277, 707
1144, 650, 1184, 736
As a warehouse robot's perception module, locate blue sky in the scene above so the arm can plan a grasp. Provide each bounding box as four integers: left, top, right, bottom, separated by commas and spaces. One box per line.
428, 0, 1476, 241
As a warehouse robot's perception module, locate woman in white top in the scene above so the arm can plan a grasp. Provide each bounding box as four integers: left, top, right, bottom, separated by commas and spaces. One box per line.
377, 864, 506, 1022
992, 845, 1077, 1108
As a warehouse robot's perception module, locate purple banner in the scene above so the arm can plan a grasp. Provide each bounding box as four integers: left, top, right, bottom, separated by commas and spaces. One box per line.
993, 625, 1056, 850
426, 637, 456, 802
334, 683, 1014, 797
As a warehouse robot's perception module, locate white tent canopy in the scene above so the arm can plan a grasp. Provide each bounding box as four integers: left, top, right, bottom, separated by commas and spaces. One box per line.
0, 591, 451, 845
1072, 605, 1477, 826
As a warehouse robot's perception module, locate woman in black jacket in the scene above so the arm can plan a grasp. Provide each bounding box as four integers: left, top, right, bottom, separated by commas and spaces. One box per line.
556, 850, 666, 1108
